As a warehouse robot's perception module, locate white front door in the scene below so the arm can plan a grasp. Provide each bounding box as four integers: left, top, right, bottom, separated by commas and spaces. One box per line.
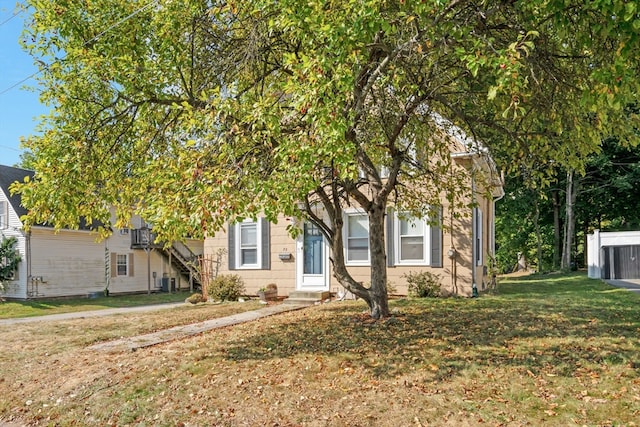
296, 221, 330, 291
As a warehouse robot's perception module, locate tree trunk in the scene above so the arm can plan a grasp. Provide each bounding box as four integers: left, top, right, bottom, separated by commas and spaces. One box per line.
327, 207, 364, 297
583, 222, 589, 269
325, 202, 383, 317
365, 203, 389, 319
534, 198, 543, 272
562, 170, 577, 270
321, 188, 390, 319
552, 189, 562, 270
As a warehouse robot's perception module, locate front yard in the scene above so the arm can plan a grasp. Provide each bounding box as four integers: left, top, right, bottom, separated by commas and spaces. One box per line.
1, 273, 639, 426
0, 291, 193, 319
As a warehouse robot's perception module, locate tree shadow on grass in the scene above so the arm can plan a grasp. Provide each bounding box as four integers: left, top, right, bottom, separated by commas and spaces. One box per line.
213, 275, 640, 382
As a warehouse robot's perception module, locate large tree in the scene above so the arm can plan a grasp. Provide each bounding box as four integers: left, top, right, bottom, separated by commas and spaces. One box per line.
14, 0, 640, 317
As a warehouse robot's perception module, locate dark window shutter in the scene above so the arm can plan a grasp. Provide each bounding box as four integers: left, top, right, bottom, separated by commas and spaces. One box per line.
228, 223, 236, 270
110, 253, 117, 278
430, 208, 443, 267
386, 210, 394, 267
261, 218, 270, 270
475, 208, 483, 266
128, 253, 135, 277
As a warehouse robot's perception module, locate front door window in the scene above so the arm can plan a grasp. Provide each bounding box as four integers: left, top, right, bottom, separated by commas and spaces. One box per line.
297, 220, 329, 291
303, 222, 323, 275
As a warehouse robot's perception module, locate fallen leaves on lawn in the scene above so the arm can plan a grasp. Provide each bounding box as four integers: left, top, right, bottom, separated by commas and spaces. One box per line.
1, 287, 640, 426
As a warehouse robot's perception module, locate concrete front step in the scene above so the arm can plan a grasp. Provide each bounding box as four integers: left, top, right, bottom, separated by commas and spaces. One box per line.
284, 291, 331, 305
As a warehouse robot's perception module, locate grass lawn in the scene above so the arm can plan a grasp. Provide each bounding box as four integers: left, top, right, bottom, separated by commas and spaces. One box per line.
1, 272, 639, 426
0, 291, 194, 319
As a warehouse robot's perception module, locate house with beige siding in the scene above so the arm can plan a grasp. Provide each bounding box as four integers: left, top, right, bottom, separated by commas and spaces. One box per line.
0, 164, 203, 299
204, 122, 504, 299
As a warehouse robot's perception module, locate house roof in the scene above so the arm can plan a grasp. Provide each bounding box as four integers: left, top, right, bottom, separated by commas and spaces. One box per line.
0, 164, 34, 220
430, 112, 505, 199
0, 164, 101, 231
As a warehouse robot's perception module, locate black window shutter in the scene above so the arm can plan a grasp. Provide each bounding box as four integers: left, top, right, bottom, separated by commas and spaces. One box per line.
228, 223, 236, 270
386, 209, 394, 267
261, 218, 271, 270
430, 207, 443, 267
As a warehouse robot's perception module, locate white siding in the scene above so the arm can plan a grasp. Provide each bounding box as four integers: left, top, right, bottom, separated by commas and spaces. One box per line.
106, 229, 169, 294
1, 201, 205, 299
0, 187, 27, 299
105, 213, 205, 294
29, 227, 105, 298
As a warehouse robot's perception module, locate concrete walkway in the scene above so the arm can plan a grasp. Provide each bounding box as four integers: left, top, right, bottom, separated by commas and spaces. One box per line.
0, 301, 307, 352
0, 302, 187, 326
88, 303, 306, 353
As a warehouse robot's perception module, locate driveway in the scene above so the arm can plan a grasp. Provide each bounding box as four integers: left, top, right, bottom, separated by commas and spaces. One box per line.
605, 279, 640, 294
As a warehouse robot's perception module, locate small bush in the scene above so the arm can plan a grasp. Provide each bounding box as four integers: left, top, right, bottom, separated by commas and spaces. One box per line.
208, 274, 245, 302
403, 271, 442, 298
186, 293, 205, 304
266, 283, 278, 292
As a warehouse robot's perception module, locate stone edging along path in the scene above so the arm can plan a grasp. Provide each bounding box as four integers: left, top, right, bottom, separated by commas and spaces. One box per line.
88, 303, 307, 353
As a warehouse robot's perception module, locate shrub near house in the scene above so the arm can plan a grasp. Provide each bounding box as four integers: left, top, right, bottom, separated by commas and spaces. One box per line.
208, 274, 245, 302
0, 236, 20, 292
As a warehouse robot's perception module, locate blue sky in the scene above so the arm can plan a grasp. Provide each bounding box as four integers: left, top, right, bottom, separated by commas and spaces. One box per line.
0, 4, 49, 167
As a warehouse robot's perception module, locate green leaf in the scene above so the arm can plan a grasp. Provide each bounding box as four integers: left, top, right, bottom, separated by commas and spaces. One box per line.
487, 86, 498, 100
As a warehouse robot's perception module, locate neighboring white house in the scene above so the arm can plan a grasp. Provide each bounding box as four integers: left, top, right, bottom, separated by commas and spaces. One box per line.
587, 229, 640, 280
0, 164, 203, 299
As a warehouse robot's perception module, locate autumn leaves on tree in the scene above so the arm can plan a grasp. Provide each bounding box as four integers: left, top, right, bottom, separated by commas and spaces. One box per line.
14, 0, 640, 317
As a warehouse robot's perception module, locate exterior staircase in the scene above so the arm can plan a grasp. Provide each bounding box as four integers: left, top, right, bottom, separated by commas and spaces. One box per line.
130, 229, 201, 290
284, 291, 331, 306
162, 241, 201, 290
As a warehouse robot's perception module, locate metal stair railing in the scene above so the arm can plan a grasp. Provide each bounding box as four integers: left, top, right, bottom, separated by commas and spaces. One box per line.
164, 241, 201, 286
130, 228, 201, 287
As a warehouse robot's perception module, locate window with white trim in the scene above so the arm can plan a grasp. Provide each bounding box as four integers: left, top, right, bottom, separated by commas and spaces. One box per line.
387, 209, 442, 267
229, 218, 270, 270
110, 253, 134, 278
116, 254, 128, 276
0, 201, 7, 229
395, 214, 430, 264
345, 212, 369, 264
239, 221, 259, 267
